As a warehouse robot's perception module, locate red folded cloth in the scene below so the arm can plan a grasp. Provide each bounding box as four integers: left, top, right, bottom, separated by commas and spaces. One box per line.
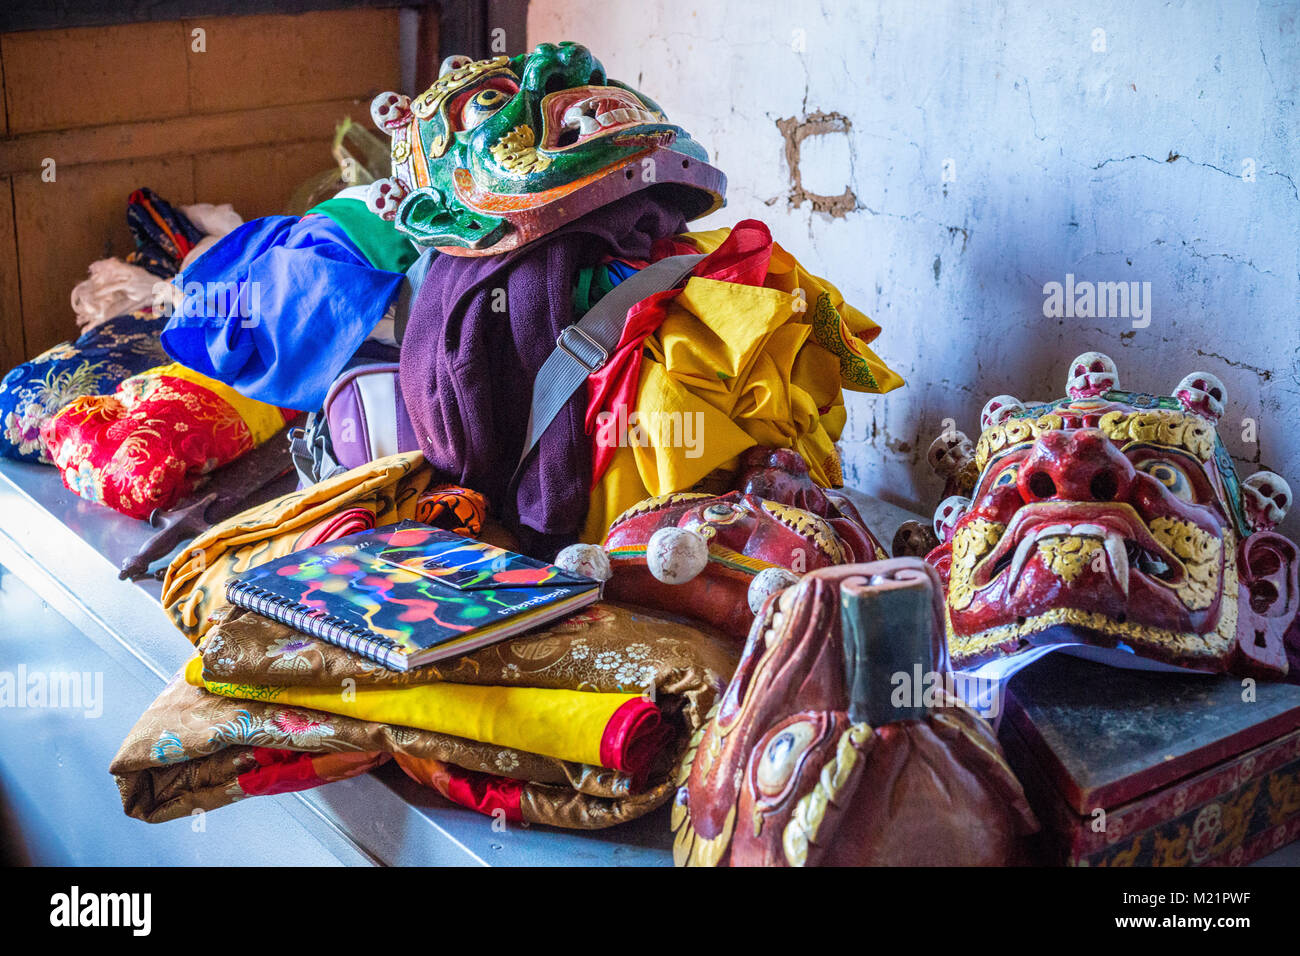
394, 754, 527, 823
600, 697, 671, 789
236, 747, 388, 798
292, 506, 376, 550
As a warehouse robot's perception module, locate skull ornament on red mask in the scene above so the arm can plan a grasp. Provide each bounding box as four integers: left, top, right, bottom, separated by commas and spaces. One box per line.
926, 429, 978, 501
1174, 371, 1227, 424
1241, 472, 1291, 533
671, 558, 1037, 866
933, 494, 971, 544
926, 353, 1300, 678
1066, 351, 1119, 399
981, 394, 1025, 430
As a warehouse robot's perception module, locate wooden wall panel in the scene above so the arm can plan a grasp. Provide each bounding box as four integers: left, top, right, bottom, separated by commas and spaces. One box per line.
12, 157, 194, 357
184, 9, 400, 114
0, 7, 410, 373
1, 35, 8, 137
193, 137, 358, 221
0, 98, 375, 176
2, 21, 190, 133
0, 176, 23, 368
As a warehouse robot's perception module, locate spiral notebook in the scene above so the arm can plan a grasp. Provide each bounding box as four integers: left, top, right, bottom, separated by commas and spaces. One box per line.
223, 521, 601, 671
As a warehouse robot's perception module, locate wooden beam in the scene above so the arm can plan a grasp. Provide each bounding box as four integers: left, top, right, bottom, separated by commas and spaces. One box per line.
0, 98, 371, 177
0, 1, 433, 35
0, 175, 24, 371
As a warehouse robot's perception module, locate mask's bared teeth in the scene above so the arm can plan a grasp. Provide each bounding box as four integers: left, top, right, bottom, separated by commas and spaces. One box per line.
1006, 529, 1039, 592
1074, 523, 1107, 537
1037, 523, 1072, 537
1104, 530, 1129, 597
561, 103, 602, 137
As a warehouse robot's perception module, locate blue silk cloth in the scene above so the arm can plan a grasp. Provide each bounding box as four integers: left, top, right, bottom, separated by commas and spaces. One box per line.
161, 213, 405, 411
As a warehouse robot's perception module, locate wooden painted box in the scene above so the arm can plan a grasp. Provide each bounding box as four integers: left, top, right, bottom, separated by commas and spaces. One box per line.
998, 654, 1300, 867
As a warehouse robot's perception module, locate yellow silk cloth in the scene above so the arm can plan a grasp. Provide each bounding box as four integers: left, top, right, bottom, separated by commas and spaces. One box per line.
162, 450, 436, 643
582, 229, 904, 542
182, 656, 638, 768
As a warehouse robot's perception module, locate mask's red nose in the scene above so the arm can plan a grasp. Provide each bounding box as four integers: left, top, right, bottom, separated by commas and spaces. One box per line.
1017, 428, 1135, 504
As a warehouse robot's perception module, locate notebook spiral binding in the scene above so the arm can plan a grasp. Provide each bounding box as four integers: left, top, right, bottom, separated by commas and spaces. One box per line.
225, 580, 402, 667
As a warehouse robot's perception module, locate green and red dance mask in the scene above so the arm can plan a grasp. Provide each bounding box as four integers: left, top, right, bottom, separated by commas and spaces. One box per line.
366, 41, 726, 255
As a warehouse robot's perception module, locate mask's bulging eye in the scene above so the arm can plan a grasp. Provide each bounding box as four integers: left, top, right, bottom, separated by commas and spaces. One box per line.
1138, 458, 1194, 501
704, 503, 738, 523
461, 88, 509, 129
450, 78, 518, 132
992, 464, 1019, 489
755, 720, 817, 797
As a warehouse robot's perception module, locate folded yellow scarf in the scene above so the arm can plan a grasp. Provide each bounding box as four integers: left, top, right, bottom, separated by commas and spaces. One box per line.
583, 229, 904, 541
183, 656, 641, 769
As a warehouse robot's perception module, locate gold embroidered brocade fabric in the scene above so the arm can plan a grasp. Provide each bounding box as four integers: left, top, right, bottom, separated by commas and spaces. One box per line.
112, 602, 740, 830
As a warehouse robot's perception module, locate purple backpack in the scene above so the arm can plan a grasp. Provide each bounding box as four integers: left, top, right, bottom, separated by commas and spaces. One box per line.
322, 362, 420, 470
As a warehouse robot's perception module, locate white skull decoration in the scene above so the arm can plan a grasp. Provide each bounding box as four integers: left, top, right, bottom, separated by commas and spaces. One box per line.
1188, 802, 1223, 864
646, 526, 710, 584
1241, 472, 1291, 533
1174, 371, 1227, 423
553, 543, 613, 582
364, 179, 408, 221
927, 430, 974, 478
892, 520, 939, 559
439, 54, 474, 77
933, 495, 971, 542
980, 395, 1025, 430
1065, 352, 1119, 399
746, 566, 801, 613
369, 91, 412, 132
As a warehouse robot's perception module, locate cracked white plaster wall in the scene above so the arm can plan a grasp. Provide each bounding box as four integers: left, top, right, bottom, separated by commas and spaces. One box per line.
527, 0, 1300, 537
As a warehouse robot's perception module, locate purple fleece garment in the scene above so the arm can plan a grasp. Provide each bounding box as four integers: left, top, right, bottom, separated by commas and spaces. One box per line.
399, 193, 687, 556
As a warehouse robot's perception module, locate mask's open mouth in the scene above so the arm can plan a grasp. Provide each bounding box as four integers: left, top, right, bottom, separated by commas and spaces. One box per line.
972, 503, 1186, 598
540, 86, 675, 150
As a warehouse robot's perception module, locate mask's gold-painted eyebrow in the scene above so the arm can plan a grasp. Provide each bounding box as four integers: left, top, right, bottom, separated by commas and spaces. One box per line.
975, 408, 1216, 471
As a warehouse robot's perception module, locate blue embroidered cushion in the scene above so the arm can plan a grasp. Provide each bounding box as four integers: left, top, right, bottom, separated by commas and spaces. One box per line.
0, 311, 170, 462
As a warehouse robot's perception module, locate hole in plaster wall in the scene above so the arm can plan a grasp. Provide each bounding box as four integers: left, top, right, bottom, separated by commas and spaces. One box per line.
775, 111, 857, 218
797, 132, 853, 199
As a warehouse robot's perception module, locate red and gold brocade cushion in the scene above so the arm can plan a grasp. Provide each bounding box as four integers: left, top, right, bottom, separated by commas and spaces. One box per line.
40, 362, 292, 519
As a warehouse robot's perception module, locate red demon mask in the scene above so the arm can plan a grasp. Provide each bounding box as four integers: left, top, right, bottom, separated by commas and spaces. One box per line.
925, 353, 1298, 678
671, 559, 1036, 866
555, 448, 885, 638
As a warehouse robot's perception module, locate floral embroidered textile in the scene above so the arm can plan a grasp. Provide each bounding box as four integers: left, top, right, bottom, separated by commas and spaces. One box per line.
0, 312, 169, 463
41, 362, 292, 519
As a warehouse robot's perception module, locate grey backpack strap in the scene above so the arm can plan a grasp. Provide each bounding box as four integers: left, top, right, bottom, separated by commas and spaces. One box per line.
515, 252, 706, 475
289, 414, 347, 488
392, 246, 437, 347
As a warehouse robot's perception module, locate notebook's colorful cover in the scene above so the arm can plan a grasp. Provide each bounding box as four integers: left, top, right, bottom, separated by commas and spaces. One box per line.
224, 521, 600, 669
376, 535, 592, 590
